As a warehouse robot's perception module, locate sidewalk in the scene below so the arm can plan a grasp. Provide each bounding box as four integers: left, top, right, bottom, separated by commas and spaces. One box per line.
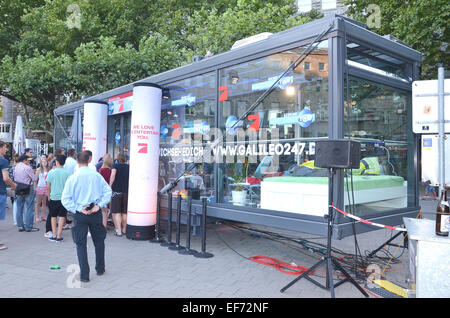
0, 197, 435, 298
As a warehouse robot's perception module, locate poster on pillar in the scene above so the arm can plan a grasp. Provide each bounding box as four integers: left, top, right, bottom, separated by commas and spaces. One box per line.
127, 83, 162, 240
83, 101, 108, 165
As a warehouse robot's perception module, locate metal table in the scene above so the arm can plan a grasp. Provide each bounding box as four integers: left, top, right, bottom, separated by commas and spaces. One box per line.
403, 217, 450, 298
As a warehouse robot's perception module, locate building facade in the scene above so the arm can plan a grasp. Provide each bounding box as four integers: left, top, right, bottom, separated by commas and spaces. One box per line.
297, 0, 348, 16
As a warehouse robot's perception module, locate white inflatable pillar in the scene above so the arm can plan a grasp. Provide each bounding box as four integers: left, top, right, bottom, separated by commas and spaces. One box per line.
127, 83, 162, 240
83, 100, 108, 164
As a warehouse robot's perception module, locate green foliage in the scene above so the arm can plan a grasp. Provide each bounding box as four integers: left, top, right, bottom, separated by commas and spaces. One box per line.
0, 0, 45, 59
345, 0, 450, 79
0, 51, 73, 131
72, 35, 182, 97
229, 162, 247, 191
183, 0, 321, 61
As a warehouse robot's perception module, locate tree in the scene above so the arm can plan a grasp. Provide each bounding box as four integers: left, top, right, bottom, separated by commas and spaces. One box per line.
345, 0, 449, 79
183, 0, 321, 61
0, 0, 45, 59
0, 52, 73, 134
71, 35, 183, 97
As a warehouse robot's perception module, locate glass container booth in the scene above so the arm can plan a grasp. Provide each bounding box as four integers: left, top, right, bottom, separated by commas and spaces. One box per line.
54, 15, 422, 239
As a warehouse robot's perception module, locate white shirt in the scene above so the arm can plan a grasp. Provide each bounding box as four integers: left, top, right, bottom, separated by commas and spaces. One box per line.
61, 166, 112, 213
74, 162, 97, 174
64, 157, 77, 175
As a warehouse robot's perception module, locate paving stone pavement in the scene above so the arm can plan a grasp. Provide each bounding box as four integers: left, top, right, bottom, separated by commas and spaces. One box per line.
0, 194, 437, 298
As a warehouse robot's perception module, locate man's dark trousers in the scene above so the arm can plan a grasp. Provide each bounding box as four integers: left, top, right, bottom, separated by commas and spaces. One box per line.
72, 211, 106, 280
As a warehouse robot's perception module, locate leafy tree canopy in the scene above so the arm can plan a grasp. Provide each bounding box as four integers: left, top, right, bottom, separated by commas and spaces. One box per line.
0, 0, 45, 59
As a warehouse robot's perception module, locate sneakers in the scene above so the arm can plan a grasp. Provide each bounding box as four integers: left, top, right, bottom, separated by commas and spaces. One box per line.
18, 227, 25, 232
26, 228, 39, 232
44, 231, 53, 238
49, 237, 63, 242
63, 224, 72, 230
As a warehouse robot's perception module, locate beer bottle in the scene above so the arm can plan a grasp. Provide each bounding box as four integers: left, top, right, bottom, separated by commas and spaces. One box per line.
435, 188, 450, 236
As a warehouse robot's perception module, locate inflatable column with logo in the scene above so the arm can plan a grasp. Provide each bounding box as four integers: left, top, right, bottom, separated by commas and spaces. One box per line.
126, 83, 162, 240
83, 100, 108, 165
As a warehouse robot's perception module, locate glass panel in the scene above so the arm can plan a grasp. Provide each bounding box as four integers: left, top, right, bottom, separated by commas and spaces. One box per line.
77, 109, 84, 153
344, 76, 414, 217
107, 115, 121, 161
122, 113, 131, 162
54, 111, 77, 151
159, 72, 216, 200
347, 41, 408, 80
217, 41, 330, 217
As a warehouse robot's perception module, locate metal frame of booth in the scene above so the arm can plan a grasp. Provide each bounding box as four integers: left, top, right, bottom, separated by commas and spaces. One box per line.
54, 15, 422, 239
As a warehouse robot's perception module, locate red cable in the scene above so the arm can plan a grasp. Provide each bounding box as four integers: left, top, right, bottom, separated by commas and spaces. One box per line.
249, 256, 312, 276
250, 255, 379, 298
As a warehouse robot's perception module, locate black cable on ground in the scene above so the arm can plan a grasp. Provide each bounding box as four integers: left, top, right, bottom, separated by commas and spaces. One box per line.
213, 221, 405, 286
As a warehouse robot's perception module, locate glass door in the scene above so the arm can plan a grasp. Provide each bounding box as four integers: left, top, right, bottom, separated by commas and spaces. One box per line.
122, 113, 131, 162
107, 113, 131, 163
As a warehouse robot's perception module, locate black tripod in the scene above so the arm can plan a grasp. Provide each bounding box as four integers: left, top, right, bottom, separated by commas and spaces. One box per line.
280, 168, 369, 298
367, 230, 408, 258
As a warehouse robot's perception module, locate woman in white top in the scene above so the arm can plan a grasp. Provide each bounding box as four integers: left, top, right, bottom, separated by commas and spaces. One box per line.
34, 156, 49, 222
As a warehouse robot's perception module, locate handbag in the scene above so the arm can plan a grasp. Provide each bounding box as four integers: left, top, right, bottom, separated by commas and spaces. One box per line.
15, 182, 31, 196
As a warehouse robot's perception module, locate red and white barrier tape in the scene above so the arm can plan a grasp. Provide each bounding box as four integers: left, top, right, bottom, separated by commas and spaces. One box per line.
419, 196, 438, 200
330, 204, 407, 232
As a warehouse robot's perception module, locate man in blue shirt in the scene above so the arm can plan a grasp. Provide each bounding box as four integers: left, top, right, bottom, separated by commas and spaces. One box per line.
61, 150, 111, 282
0, 141, 16, 250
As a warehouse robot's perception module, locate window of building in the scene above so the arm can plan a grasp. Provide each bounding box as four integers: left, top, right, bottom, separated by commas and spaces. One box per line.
304, 62, 310, 70
319, 63, 325, 71
297, 0, 312, 13
322, 0, 336, 10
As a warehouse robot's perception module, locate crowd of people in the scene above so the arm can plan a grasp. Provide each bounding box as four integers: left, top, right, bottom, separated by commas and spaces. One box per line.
0, 142, 130, 281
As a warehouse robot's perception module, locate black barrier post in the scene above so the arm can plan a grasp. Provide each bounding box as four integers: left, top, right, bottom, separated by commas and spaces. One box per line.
179, 196, 197, 255
193, 198, 214, 258
160, 193, 175, 247
150, 192, 165, 243
169, 195, 184, 251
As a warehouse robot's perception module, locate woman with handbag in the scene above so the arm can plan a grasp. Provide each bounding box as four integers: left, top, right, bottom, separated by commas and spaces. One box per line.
13, 154, 38, 232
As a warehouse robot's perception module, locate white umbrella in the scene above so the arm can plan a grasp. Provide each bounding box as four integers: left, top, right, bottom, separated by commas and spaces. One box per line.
13, 115, 26, 154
